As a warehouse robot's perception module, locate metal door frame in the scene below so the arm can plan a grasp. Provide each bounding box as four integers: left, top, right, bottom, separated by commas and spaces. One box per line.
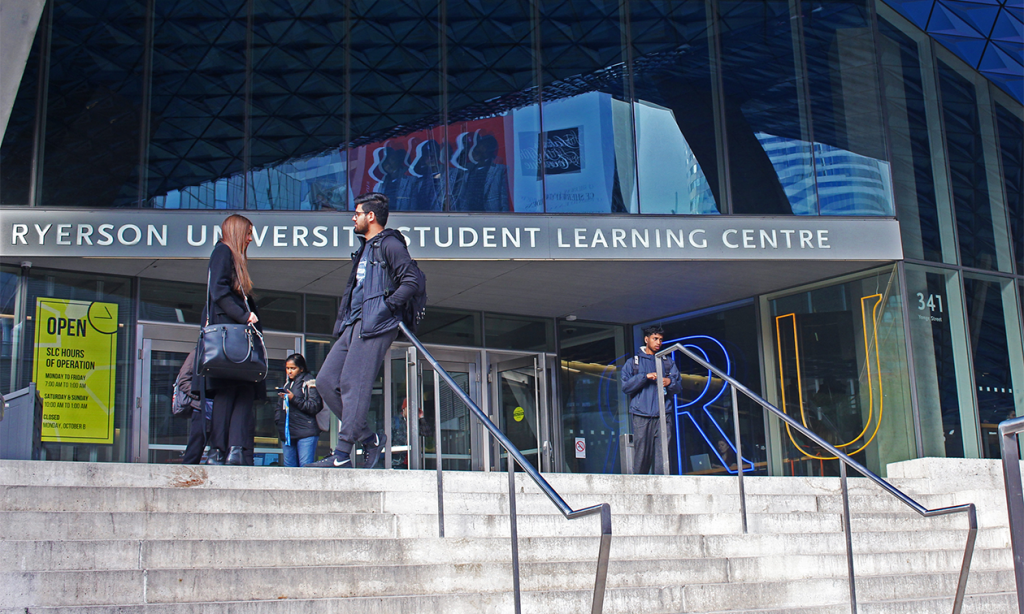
388, 341, 555, 473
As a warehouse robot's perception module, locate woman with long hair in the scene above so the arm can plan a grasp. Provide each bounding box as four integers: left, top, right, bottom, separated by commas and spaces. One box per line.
275, 353, 323, 467
201, 214, 264, 465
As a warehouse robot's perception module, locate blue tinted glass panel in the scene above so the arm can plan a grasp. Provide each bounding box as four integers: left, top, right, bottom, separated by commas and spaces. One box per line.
879, 19, 945, 261
147, 0, 247, 207
995, 104, 1023, 273
0, 16, 43, 206
938, 62, 998, 270
719, 0, 814, 214
41, 0, 147, 208
963, 275, 1018, 458
537, 0, 635, 213
803, 0, 893, 216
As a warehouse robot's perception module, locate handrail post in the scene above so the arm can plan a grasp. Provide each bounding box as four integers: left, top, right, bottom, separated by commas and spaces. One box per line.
509, 458, 522, 614
591, 503, 612, 614
999, 417, 1024, 612
655, 357, 670, 475
434, 369, 445, 538
840, 462, 857, 614
731, 384, 747, 534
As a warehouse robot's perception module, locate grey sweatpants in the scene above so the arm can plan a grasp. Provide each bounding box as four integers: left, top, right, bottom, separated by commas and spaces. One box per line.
632, 413, 670, 475
317, 320, 399, 454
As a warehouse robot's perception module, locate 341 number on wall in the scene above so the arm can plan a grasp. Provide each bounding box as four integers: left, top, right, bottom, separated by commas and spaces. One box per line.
916, 292, 943, 313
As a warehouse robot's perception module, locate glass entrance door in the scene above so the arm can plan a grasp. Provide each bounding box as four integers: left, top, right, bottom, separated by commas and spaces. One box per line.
387, 343, 553, 472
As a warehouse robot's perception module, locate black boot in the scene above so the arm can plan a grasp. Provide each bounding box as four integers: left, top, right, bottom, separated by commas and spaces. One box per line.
226, 446, 244, 465
206, 448, 225, 465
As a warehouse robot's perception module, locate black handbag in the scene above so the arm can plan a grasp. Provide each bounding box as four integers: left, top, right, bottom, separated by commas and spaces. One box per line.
196, 271, 268, 383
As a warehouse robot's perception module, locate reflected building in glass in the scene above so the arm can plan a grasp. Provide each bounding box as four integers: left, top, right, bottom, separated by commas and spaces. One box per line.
0, 0, 1021, 477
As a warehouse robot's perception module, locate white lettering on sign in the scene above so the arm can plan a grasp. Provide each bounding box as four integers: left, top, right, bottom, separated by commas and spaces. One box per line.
1, 211, 888, 261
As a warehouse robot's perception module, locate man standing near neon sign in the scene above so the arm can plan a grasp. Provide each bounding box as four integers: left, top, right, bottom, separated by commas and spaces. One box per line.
621, 325, 684, 474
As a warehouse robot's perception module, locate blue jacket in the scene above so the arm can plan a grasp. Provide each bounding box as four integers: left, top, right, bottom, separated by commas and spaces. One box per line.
333, 228, 421, 338
621, 348, 684, 417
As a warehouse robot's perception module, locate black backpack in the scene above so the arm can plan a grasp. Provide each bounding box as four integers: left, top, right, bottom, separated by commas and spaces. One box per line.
172, 350, 201, 418
394, 260, 428, 334
381, 236, 428, 335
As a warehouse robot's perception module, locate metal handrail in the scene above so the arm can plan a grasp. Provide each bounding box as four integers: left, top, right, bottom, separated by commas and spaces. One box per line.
399, 322, 612, 614
998, 416, 1024, 612
656, 342, 978, 614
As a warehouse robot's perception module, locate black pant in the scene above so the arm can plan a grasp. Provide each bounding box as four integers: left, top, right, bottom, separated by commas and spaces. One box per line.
632, 413, 670, 475
210, 383, 255, 455
181, 407, 211, 464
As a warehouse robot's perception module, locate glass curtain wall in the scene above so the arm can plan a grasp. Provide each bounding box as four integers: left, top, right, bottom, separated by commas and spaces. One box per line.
3, 0, 911, 217
765, 267, 914, 477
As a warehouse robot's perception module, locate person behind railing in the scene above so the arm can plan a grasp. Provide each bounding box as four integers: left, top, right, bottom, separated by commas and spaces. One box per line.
307, 192, 424, 468
621, 325, 683, 475
199, 214, 264, 466
275, 353, 323, 467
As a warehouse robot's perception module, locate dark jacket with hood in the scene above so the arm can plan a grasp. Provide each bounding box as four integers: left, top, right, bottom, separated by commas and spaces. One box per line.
621, 348, 684, 417
333, 228, 420, 338
275, 371, 322, 442
197, 241, 266, 396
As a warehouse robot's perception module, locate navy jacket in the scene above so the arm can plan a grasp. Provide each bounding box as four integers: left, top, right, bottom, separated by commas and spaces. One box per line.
333, 228, 420, 338
621, 348, 684, 417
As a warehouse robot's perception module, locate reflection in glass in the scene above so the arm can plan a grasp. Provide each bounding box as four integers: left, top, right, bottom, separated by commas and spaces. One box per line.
879, 19, 950, 262
416, 308, 481, 347
995, 103, 1023, 275
939, 63, 999, 271
802, 0, 891, 216
1, 266, 18, 394
484, 314, 554, 352
718, 0, 812, 214
963, 275, 1020, 458
630, 0, 719, 214
904, 265, 969, 458
140, 279, 205, 324
422, 368, 471, 471
770, 268, 914, 477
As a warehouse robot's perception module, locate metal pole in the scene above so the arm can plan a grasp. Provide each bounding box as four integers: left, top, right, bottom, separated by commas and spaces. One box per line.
408, 347, 421, 470
655, 357, 670, 476
509, 458, 522, 614
434, 369, 444, 538
840, 462, 858, 614
731, 384, 747, 534
999, 418, 1024, 612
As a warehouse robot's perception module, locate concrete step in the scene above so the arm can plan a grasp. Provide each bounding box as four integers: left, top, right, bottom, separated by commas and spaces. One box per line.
858, 591, 1018, 614
0, 511, 399, 541
0, 586, 675, 614
854, 569, 1016, 602
3, 557, 728, 608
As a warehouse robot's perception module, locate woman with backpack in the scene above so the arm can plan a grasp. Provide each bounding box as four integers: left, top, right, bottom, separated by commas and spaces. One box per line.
275, 353, 323, 467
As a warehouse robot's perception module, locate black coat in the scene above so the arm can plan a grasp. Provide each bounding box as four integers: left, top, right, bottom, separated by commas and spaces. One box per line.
334, 228, 420, 338
274, 371, 322, 442
197, 241, 266, 397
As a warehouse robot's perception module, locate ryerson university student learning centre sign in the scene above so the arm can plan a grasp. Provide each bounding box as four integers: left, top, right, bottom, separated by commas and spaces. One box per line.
1, 209, 903, 261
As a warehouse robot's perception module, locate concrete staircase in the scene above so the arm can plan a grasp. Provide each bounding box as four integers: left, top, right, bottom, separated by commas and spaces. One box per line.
0, 458, 1017, 613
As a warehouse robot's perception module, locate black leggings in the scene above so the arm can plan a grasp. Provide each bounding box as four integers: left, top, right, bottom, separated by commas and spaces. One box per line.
210, 384, 254, 455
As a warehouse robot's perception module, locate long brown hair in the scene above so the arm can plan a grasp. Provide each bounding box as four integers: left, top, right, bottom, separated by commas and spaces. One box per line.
220, 214, 254, 296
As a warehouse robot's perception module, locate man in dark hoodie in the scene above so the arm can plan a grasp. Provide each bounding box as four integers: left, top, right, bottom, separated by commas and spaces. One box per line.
307, 192, 422, 468
621, 325, 684, 475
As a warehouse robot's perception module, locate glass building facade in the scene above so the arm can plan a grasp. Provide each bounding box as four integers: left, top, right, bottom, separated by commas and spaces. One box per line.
1, 0, 1021, 477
